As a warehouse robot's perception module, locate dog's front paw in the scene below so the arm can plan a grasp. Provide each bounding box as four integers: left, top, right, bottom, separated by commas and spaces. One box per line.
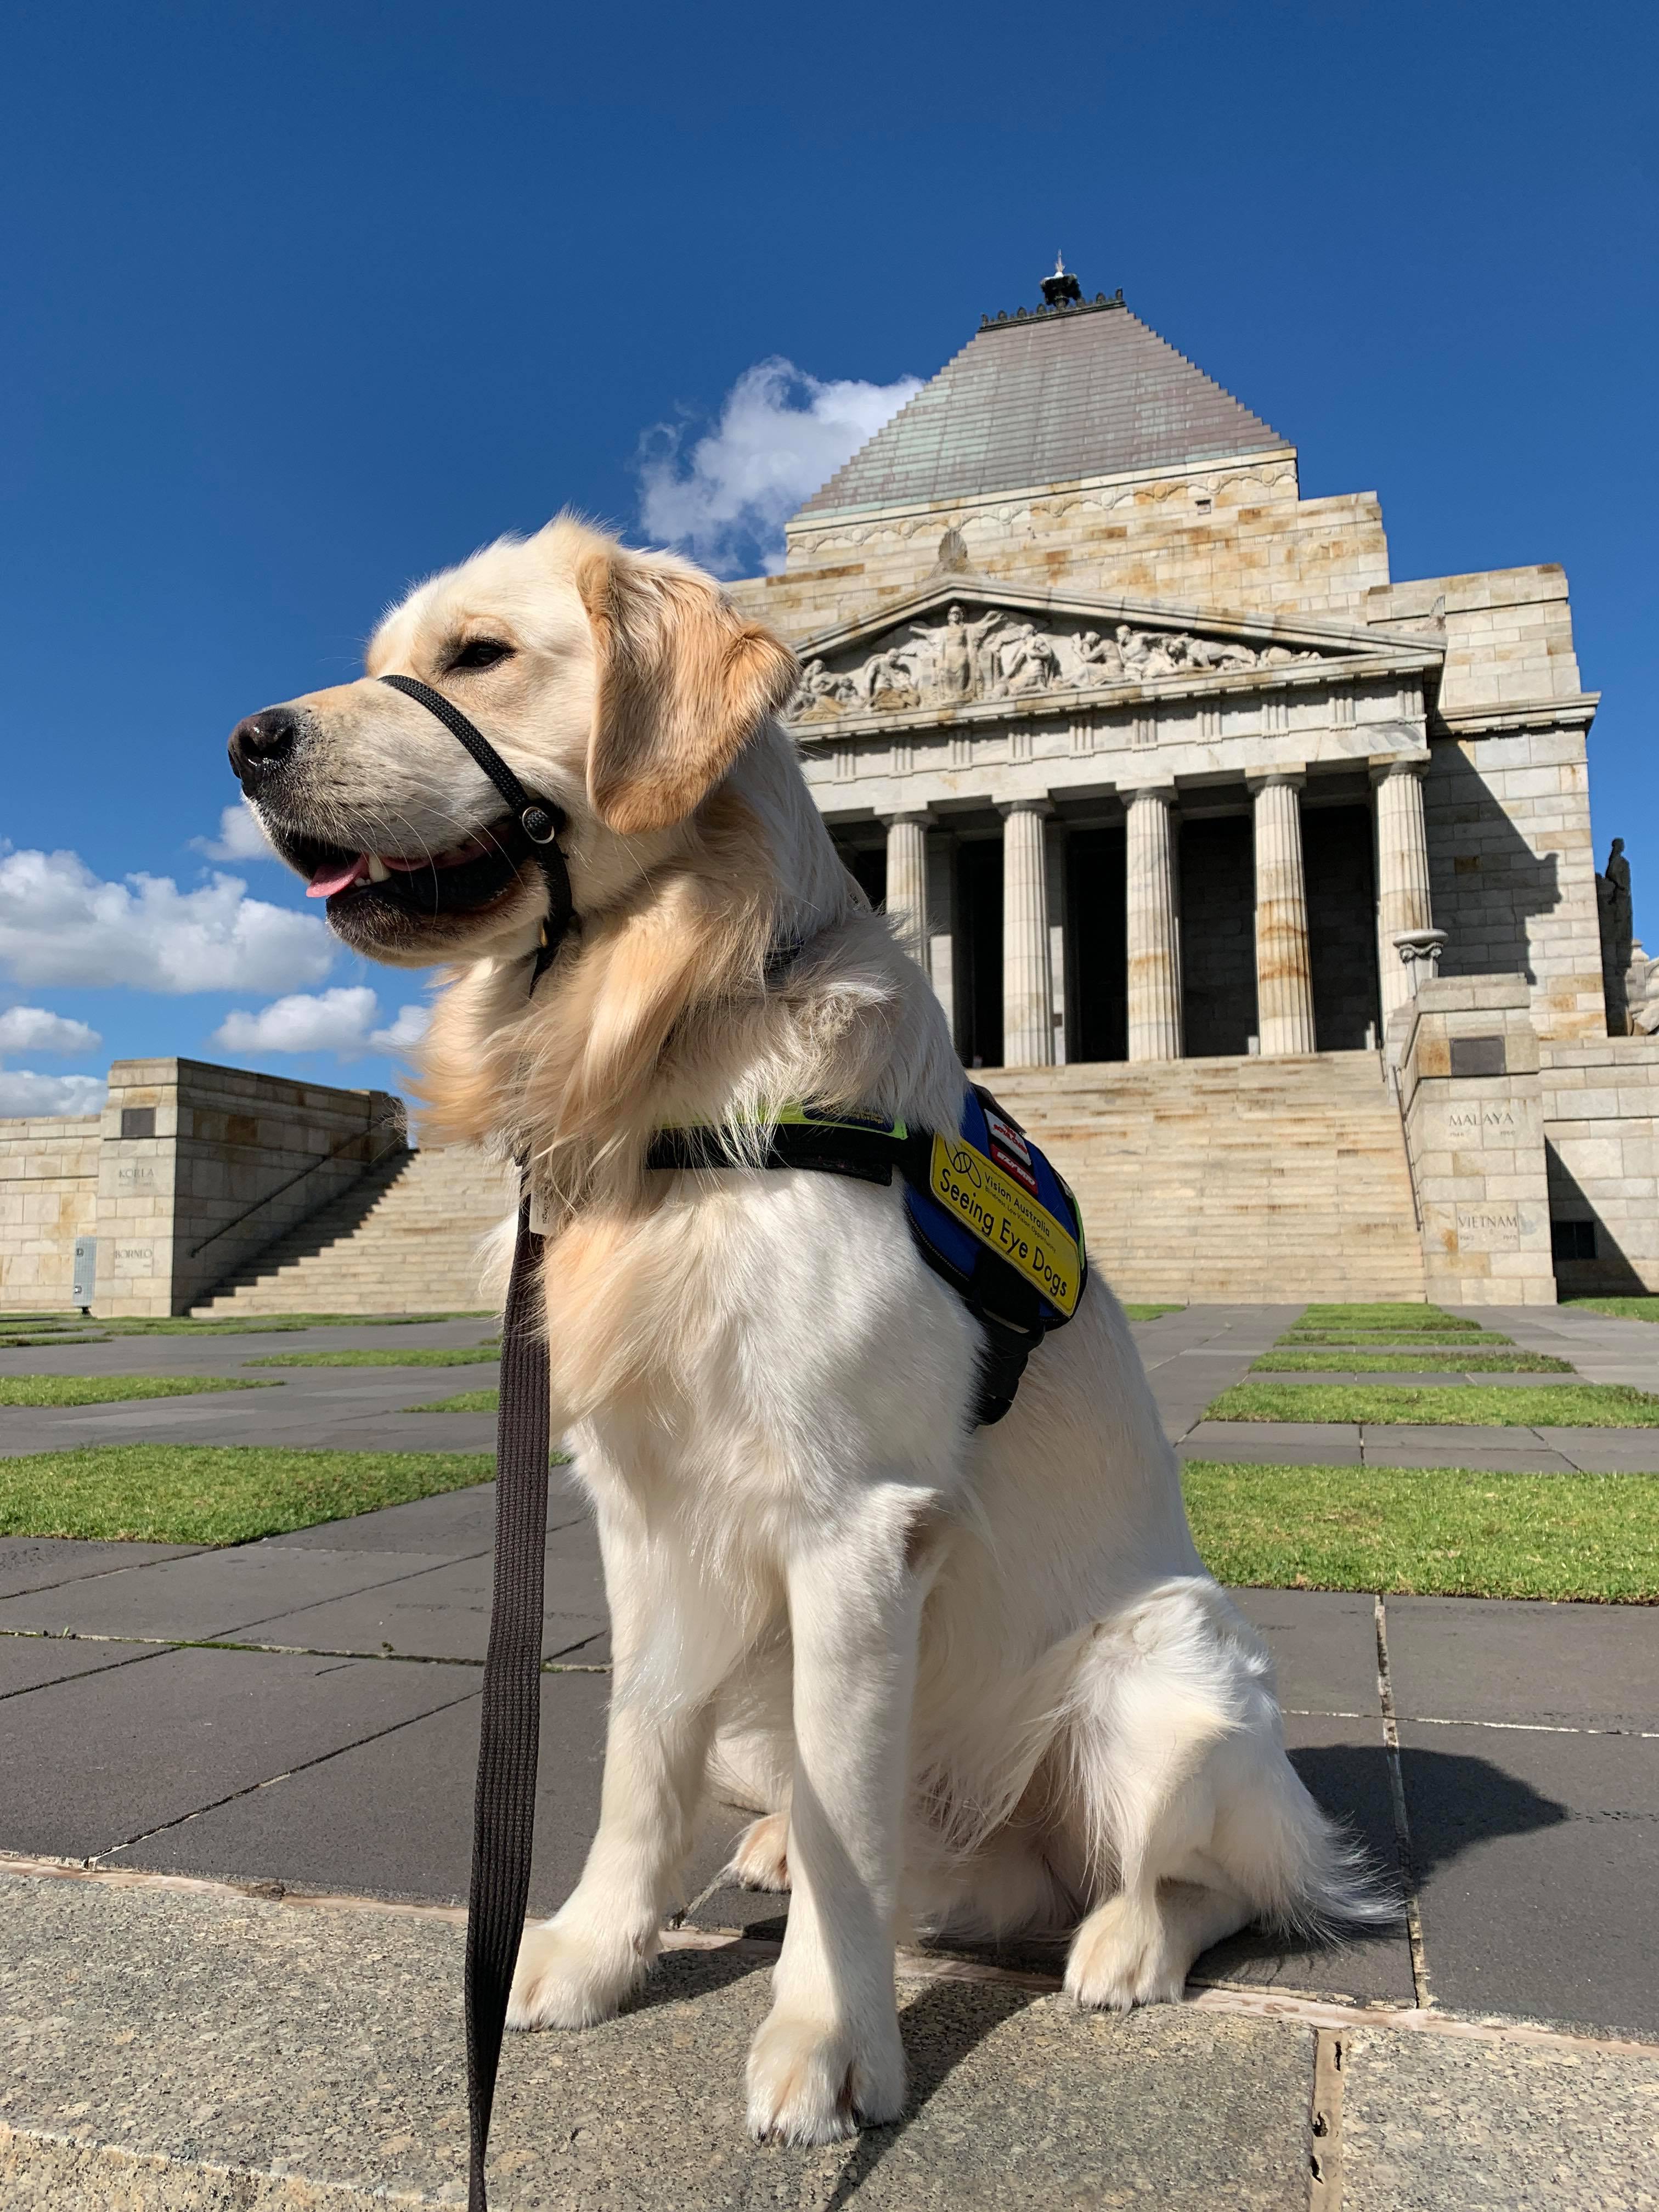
725, 1810, 791, 1893
507, 1912, 652, 2031
745, 2006, 905, 2144
1064, 1894, 1184, 2012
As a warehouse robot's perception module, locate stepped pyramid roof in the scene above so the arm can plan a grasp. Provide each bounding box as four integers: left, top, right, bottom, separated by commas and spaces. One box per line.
797, 292, 1288, 521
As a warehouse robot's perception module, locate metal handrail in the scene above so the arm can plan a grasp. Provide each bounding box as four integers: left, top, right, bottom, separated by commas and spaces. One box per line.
1385, 1047, 1424, 1235
189, 1110, 408, 1257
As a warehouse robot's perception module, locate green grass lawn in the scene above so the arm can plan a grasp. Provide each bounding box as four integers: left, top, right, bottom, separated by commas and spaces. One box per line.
1251, 1348, 1573, 1374
4, 1311, 493, 1338
1184, 1459, 1659, 1602
410, 1388, 499, 1413
1121, 1303, 1184, 1322
1207, 1381, 1659, 1426
1297, 1302, 1460, 1327
0, 1334, 112, 1349
0, 1444, 496, 1544
243, 1345, 500, 1369
1277, 1327, 1510, 1347
1560, 1296, 1659, 1324
0, 1374, 279, 1408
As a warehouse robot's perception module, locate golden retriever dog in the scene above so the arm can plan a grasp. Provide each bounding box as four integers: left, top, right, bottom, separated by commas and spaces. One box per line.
231, 517, 1383, 2145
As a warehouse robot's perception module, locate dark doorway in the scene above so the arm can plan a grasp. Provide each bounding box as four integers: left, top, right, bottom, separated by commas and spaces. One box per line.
1305, 804, 1381, 1049
1181, 815, 1257, 1056
837, 840, 886, 910
1066, 827, 1127, 1062
955, 837, 1003, 1068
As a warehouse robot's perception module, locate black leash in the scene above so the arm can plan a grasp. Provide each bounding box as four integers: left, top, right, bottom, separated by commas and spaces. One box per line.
464, 1195, 549, 2212
374, 673, 572, 2209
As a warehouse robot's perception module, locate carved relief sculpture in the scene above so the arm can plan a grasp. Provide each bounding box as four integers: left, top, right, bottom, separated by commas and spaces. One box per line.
782, 605, 1328, 724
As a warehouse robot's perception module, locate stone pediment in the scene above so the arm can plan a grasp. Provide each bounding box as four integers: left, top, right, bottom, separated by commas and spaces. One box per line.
783, 575, 1441, 735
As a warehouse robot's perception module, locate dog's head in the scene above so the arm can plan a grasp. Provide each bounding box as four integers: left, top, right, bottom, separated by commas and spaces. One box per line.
229, 518, 799, 967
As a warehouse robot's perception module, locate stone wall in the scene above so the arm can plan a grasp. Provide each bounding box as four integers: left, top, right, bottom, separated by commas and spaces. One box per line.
1391, 974, 1556, 1306
0, 1060, 406, 1318
729, 457, 1394, 639
1541, 1036, 1659, 1294
0, 1115, 101, 1311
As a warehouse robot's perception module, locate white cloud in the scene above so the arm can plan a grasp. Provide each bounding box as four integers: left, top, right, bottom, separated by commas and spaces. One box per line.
0, 1006, 101, 1055
637, 357, 922, 575
0, 847, 333, 995
0, 1069, 108, 1117
192, 801, 277, 863
210, 988, 428, 1062
370, 1002, 430, 1053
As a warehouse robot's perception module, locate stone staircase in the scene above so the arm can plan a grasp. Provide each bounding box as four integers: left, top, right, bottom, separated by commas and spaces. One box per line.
191, 1144, 518, 1317
191, 1056, 1423, 1314
982, 1049, 1425, 1304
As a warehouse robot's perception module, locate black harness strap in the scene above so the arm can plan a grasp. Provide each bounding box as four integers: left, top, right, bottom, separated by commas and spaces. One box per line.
378, 672, 574, 979
464, 1197, 549, 2212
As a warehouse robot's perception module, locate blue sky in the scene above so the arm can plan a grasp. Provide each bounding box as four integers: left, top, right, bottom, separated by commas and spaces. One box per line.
2, 0, 1654, 1115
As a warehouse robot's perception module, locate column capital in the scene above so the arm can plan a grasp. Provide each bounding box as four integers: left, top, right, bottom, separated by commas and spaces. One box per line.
995, 797, 1054, 820
1368, 754, 1429, 785
1121, 782, 1178, 810
1246, 769, 1307, 795
882, 808, 936, 828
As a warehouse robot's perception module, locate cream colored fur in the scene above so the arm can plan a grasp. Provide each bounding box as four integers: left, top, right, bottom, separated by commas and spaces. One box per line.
247, 516, 1385, 2146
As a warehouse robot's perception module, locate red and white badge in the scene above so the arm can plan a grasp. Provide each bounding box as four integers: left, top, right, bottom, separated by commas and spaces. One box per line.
984, 1107, 1039, 1194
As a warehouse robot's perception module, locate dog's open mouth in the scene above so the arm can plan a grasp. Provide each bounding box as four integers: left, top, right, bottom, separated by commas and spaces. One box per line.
275, 815, 532, 923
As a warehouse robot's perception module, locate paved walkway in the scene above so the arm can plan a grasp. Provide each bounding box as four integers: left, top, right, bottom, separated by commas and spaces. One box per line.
2, 1304, 1657, 2203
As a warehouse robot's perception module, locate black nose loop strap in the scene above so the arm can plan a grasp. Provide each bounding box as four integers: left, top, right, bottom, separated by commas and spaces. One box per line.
378, 672, 574, 980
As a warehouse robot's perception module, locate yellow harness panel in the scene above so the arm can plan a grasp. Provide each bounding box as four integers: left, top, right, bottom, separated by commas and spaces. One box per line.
926, 1135, 1083, 1318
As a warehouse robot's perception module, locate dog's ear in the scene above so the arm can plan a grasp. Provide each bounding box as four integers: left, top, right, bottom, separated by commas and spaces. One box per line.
575, 546, 799, 836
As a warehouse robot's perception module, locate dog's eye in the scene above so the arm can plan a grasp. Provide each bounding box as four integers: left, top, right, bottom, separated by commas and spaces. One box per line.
450, 639, 514, 672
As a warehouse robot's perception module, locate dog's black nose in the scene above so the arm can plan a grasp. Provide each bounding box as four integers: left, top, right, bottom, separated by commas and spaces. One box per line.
228, 707, 301, 787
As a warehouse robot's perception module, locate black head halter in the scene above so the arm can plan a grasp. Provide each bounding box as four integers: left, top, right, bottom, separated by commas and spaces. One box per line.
379, 673, 574, 981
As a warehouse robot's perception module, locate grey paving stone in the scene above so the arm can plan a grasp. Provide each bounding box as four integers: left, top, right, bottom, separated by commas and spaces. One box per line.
0, 1871, 1321, 2210
1229, 1586, 1382, 1713
1132, 1303, 1304, 1440
0, 1542, 456, 1643
1359, 1427, 1579, 1472
0, 1632, 168, 1701
0, 1534, 205, 1598
1537, 1427, 1659, 1473
112, 1669, 610, 1914
1401, 1722, 1659, 2038
1386, 1594, 1659, 1731
261, 1479, 591, 1556
230, 1547, 609, 1663
1182, 1421, 1363, 1464
1341, 2019, 1659, 2211
0, 1384, 504, 1457
0, 1644, 475, 1859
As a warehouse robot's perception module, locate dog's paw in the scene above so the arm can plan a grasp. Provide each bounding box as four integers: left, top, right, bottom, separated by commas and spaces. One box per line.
507, 1912, 651, 2031
1063, 1894, 1186, 2012
725, 1811, 791, 1893
745, 2006, 905, 2144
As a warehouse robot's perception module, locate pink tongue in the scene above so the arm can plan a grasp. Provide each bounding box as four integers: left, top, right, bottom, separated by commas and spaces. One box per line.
306, 855, 369, 899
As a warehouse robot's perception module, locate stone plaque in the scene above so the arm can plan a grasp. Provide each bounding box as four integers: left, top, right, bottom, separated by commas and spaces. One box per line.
1450, 1035, 1506, 1077
1454, 1204, 1541, 1251
117, 1164, 156, 1187
112, 1242, 155, 1273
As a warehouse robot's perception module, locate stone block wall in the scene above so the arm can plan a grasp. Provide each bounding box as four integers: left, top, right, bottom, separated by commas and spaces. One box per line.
730, 456, 1394, 640
1423, 728, 1605, 1041
97, 1060, 406, 1318
1541, 1037, 1659, 1294
1391, 974, 1556, 1306
0, 1116, 101, 1311
1364, 567, 1583, 714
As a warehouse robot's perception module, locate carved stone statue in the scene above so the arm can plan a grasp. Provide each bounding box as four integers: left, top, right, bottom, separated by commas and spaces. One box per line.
908, 603, 1007, 705
996, 622, 1063, 695
1075, 629, 1124, 680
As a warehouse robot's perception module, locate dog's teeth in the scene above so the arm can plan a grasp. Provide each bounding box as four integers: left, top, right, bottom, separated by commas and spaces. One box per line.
366, 855, 390, 883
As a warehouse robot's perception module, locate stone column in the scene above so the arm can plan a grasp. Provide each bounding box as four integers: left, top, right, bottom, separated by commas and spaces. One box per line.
1250, 772, 1318, 1057
883, 811, 932, 963
1372, 760, 1435, 1032
1125, 787, 1183, 1061
1000, 800, 1054, 1067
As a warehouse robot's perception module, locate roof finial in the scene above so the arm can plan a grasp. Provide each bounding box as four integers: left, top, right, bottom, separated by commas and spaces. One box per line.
1041, 253, 1084, 309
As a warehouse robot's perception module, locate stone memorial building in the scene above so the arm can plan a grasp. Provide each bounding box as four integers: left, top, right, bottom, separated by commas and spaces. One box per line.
1, 266, 1654, 1313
